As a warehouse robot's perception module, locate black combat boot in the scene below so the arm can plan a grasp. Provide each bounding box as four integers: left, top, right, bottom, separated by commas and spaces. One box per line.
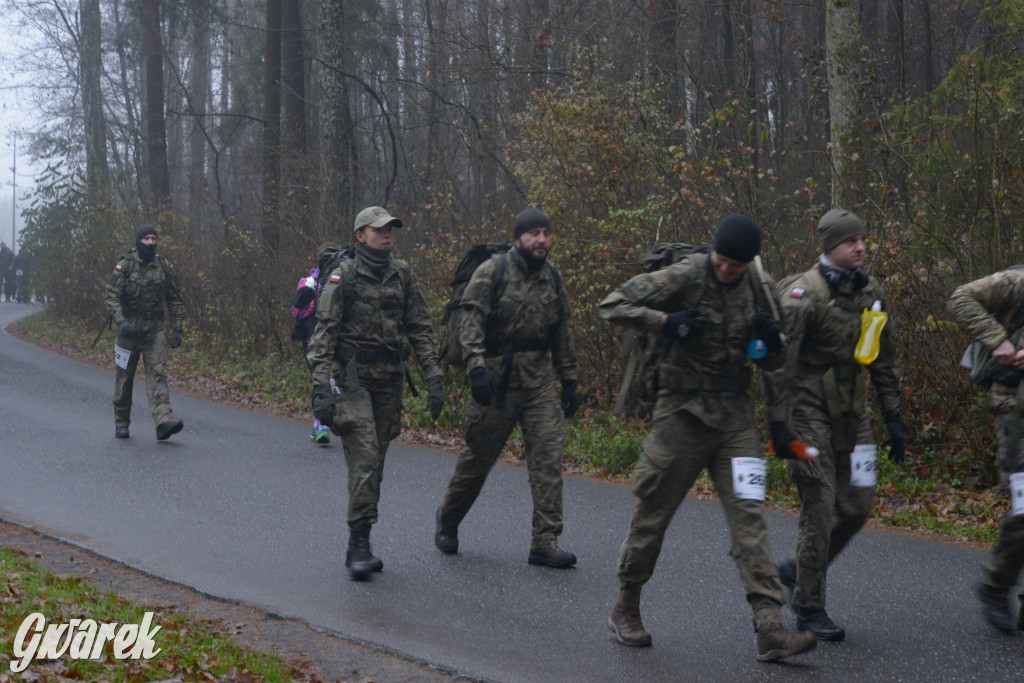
756, 622, 817, 662
977, 583, 1014, 633
607, 604, 652, 647
434, 512, 459, 555
528, 545, 577, 568
345, 526, 381, 580
115, 426, 130, 439
795, 607, 846, 642
156, 419, 183, 441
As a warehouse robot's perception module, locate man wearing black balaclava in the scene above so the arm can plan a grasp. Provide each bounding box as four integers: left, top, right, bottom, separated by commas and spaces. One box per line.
434, 207, 582, 570
104, 225, 186, 441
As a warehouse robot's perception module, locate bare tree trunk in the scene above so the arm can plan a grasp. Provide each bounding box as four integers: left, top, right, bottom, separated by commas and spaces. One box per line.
262, 0, 283, 250
188, 8, 211, 246
317, 0, 356, 238
825, 0, 862, 206
139, 0, 170, 211
81, 0, 110, 202
281, 0, 309, 234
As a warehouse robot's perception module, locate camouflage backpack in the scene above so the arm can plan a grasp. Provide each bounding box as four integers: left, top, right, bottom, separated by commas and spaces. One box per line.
614, 243, 710, 415
440, 242, 513, 367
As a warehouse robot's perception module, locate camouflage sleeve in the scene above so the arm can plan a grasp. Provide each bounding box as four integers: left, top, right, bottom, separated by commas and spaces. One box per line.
866, 283, 902, 414
550, 272, 578, 383
762, 273, 818, 423
306, 268, 345, 387
163, 260, 186, 329
458, 258, 500, 375
751, 270, 787, 373
104, 260, 130, 325
400, 263, 442, 380
597, 259, 695, 332
948, 270, 1024, 351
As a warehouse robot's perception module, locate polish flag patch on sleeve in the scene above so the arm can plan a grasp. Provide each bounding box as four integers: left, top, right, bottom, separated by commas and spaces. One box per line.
329, 273, 341, 283
790, 288, 805, 298
115, 264, 123, 271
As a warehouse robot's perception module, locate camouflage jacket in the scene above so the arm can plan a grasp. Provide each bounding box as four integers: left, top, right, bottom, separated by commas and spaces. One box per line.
949, 268, 1024, 412
104, 249, 185, 329
459, 247, 577, 389
598, 253, 785, 431
307, 253, 441, 385
763, 264, 901, 423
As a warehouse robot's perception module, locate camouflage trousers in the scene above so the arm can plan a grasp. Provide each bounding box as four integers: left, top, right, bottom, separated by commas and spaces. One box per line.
786, 410, 875, 611
113, 325, 174, 428
982, 412, 1024, 593
615, 407, 786, 629
437, 382, 566, 550
332, 372, 404, 529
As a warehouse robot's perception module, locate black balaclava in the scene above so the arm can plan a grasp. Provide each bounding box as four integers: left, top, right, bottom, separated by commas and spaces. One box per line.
513, 207, 552, 270
135, 225, 158, 263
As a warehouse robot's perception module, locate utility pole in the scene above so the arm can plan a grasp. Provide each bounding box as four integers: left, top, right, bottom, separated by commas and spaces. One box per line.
11, 135, 16, 252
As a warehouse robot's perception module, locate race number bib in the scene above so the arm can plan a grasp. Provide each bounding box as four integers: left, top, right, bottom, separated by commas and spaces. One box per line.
114, 344, 132, 370
732, 458, 767, 501
850, 444, 878, 488
1010, 473, 1024, 516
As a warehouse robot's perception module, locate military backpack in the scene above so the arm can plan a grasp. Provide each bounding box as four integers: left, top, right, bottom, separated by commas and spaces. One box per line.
440, 242, 513, 367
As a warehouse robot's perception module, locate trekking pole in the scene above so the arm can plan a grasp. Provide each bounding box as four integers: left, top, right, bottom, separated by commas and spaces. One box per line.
752, 255, 787, 345
90, 315, 112, 349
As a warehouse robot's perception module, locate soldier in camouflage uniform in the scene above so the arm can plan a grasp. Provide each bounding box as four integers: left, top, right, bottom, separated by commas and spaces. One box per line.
949, 269, 1024, 633
307, 206, 444, 581
104, 225, 186, 441
599, 215, 817, 662
434, 208, 581, 568
763, 209, 904, 642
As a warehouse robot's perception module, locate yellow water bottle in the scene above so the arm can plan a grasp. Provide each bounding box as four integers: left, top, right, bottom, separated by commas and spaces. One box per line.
855, 300, 887, 365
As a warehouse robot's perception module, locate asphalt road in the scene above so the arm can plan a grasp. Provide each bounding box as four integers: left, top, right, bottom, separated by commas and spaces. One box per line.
0, 302, 1021, 681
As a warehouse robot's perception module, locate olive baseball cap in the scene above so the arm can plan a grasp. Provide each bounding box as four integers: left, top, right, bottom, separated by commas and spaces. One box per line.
354, 206, 403, 234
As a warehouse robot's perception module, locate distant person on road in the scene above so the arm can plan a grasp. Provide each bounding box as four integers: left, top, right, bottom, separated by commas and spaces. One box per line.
433, 208, 581, 569
0, 242, 14, 302
597, 215, 817, 662
762, 209, 905, 642
306, 206, 444, 581
104, 225, 186, 441
291, 257, 330, 445
12, 250, 32, 303
949, 269, 1024, 633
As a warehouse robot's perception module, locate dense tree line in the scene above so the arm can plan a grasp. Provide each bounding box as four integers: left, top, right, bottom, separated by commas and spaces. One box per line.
6, 0, 1024, 477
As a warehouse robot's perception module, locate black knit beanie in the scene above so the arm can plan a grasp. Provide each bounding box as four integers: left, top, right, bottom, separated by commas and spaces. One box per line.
513, 208, 551, 239
712, 214, 761, 263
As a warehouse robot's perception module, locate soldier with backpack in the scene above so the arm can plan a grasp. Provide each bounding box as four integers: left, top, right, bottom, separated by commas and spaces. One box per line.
306, 206, 444, 581
291, 256, 330, 445
104, 225, 186, 441
433, 207, 581, 568
599, 214, 817, 662
763, 209, 905, 642
949, 268, 1024, 633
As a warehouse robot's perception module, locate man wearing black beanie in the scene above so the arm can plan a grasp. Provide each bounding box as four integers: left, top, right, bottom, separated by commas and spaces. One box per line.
104, 225, 186, 441
435, 207, 582, 568
598, 214, 817, 662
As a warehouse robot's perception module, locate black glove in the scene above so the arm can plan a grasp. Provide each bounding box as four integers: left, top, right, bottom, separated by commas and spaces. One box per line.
168, 328, 183, 348
768, 421, 799, 460
882, 408, 906, 463
561, 379, 580, 419
468, 367, 496, 407
663, 310, 706, 341
117, 320, 136, 339
752, 312, 783, 354
312, 383, 335, 428
427, 375, 445, 420
292, 286, 315, 309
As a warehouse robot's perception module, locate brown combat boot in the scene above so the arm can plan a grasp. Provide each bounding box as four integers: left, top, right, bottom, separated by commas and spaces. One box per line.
756, 622, 817, 662
607, 604, 652, 647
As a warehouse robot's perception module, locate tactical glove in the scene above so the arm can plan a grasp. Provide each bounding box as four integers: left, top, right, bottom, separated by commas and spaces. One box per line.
752, 312, 784, 354
427, 375, 445, 420
663, 310, 706, 341
292, 286, 315, 309
561, 379, 581, 419
169, 328, 183, 348
768, 421, 799, 460
117, 320, 136, 339
882, 408, 906, 463
468, 367, 496, 407
312, 383, 336, 428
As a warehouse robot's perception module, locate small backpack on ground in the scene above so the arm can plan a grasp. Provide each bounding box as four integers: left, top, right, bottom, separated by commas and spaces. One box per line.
614, 243, 710, 416
441, 242, 513, 367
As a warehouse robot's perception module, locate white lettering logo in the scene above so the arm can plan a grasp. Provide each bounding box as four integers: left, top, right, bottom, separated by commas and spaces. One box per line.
11, 612, 162, 673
